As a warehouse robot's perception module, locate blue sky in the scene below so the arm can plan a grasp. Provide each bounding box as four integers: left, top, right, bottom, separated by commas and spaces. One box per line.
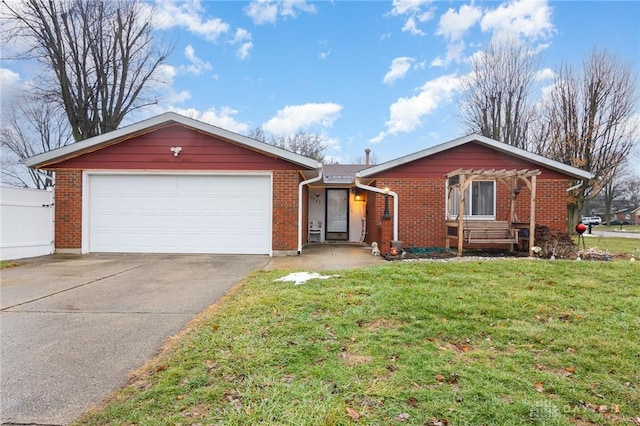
2, 0, 639, 171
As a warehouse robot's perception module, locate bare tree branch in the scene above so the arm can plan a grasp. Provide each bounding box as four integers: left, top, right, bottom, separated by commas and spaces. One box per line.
540, 48, 639, 230
1, 95, 72, 188
2, 0, 170, 142
248, 127, 328, 163
459, 37, 539, 149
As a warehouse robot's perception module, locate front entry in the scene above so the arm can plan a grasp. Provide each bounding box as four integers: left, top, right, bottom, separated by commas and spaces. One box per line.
325, 188, 349, 240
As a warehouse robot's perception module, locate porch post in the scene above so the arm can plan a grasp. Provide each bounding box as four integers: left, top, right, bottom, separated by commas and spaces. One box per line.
457, 174, 465, 255
529, 175, 537, 257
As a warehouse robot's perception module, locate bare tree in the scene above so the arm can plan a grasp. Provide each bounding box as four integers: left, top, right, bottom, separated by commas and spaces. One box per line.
1, 0, 170, 142
539, 49, 639, 230
598, 163, 630, 224
248, 127, 328, 163
1, 95, 73, 188
460, 37, 539, 149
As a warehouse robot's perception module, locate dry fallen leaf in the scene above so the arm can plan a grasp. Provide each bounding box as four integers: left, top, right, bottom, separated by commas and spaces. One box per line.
534, 381, 544, 393
406, 397, 419, 408
394, 412, 410, 422
346, 407, 360, 421
426, 419, 449, 426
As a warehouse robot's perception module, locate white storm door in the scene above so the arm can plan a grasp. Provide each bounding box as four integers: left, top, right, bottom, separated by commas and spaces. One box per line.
325, 188, 349, 240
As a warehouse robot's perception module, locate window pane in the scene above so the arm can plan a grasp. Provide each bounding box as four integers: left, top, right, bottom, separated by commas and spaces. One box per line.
472, 181, 494, 215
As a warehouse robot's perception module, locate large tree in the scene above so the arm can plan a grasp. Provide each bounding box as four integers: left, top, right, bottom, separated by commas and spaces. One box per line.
1, 0, 170, 142
1, 95, 72, 188
248, 128, 328, 163
460, 37, 539, 149
538, 49, 638, 230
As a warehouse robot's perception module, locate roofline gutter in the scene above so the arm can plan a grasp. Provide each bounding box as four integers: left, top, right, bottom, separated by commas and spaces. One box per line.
567, 180, 584, 192
298, 164, 324, 254
355, 176, 398, 241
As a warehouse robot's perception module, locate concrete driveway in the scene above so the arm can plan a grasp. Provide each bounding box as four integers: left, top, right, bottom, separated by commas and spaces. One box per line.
0, 253, 269, 425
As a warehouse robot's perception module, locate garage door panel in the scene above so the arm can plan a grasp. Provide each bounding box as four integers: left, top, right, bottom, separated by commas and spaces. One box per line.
89, 174, 271, 254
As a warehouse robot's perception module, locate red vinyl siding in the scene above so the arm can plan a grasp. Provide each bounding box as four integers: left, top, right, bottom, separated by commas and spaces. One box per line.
374, 143, 568, 180
46, 124, 302, 171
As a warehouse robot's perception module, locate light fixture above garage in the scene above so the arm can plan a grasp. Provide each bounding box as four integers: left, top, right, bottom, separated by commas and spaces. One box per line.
170, 146, 182, 156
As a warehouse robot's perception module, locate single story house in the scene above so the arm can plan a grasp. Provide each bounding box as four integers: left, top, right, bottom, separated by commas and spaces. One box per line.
25, 112, 592, 256
613, 207, 640, 225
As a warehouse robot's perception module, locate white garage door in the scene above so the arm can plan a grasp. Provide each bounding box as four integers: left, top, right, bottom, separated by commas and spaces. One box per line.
88, 174, 271, 254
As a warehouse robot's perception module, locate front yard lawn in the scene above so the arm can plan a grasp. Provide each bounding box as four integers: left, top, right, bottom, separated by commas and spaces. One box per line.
78, 260, 639, 425
577, 236, 640, 258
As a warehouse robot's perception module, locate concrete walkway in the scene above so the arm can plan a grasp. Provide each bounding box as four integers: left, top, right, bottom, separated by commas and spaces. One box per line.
265, 243, 385, 271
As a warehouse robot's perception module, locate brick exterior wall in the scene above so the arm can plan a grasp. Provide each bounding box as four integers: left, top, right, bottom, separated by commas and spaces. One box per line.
272, 170, 301, 252
366, 177, 569, 249
533, 179, 570, 231
54, 169, 83, 249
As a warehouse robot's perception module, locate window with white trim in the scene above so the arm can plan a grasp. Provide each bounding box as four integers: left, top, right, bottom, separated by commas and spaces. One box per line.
447, 180, 496, 219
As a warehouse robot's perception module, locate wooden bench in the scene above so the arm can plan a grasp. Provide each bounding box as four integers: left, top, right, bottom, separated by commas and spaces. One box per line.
463, 220, 519, 244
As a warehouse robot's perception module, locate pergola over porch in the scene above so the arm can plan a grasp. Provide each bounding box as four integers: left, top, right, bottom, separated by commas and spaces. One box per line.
445, 168, 541, 256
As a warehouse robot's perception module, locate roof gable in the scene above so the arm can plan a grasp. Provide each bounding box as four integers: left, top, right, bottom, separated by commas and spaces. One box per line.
25, 112, 319, 170
358, 134, 593, 180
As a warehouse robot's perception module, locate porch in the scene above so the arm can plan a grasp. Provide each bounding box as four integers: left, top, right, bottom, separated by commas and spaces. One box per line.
444, 168, 541, 256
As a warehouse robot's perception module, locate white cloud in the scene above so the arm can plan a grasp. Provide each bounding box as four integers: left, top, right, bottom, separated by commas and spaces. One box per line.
0, 68, 23, 111
245, 0, 316, 25
168, 106, 250, 134
318, 40, 331, 60
436, 4, 482, 42
402, 16, 426, 36
370, 73, 460, 143
383, 57, 415, 84
245, 1, 279, 24
534, 67, 555, 82
389, 0, 434, 36
390, 0, 433, 16
182, 45, 213, 75
430, 4, 482, 66
231, 28, 253, 60
152, 0, 230, 42
481, 0, 554, 40
431, 41, 467, 67
263, 103, 343, 135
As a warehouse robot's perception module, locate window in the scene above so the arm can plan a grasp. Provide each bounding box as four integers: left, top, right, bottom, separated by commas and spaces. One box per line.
448, 180, 495, 218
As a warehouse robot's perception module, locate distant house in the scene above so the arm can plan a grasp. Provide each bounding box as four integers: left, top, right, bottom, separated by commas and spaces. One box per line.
632, 207, 640, 225
615, 207, 640, 224
25, 112, 592, 257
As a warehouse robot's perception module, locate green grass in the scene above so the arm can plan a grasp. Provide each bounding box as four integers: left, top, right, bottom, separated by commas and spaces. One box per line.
0, 260, 18, 269
576, 236, 640, 257
600, 224, 640, 233
77, 260, 639, 426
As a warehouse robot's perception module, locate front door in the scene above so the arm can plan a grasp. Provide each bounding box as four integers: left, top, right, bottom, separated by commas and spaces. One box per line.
325, 189, 349, 240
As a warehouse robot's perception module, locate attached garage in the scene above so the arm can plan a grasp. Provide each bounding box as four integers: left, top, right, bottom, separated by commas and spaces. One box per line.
87, 173, 271, 254
24, 112, 320, 256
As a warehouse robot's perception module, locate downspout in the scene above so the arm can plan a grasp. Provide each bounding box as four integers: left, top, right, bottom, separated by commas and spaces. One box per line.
355, 176, 398, 241
298, 164, 324, 254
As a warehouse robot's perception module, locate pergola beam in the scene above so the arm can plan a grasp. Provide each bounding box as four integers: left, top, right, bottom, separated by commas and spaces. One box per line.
446, 168, 542, 256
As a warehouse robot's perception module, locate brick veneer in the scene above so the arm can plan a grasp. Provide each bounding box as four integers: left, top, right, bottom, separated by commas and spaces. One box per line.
367, 177, 569, 249
272, 170, 301, 253
54, 169, 83, 250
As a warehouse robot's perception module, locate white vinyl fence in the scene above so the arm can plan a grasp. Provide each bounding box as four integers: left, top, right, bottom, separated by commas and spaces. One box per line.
1, 186, 54, 261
